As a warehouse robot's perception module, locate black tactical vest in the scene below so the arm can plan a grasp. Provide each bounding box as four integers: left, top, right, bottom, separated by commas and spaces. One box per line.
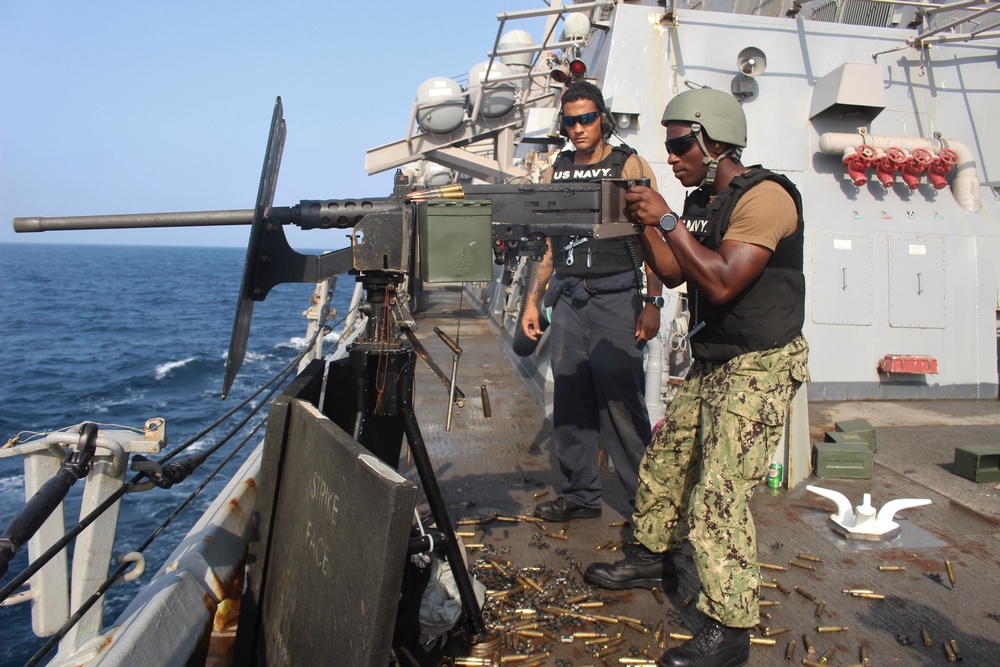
550, 146, 640, 279
683, 167, 805, 362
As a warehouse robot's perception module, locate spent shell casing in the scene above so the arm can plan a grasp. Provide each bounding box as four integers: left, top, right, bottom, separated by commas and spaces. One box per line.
565, 594, 589, 605
861, 643, 871, 665
618, 614, 643, 624
945, 560, 957, 588
750, 637, 776, 645
519, 629, 544, 638
802, 660, 826, 667
949, 638, 961, 660
796, 553, 824, 563
764, 627, 790, 637
499, 655, 530, 663
608, 520, 630, 527
578, 601, 604, 608
594, 641, 624, 659
878, 565, 906, 571
854, 592, 885, 600
842, 589, 875, 595
547, 532, 568, 541
760, 563, 788, 571
584, 636, 611, 646
682, 593, 695, 607
803, 634, 815, 654
775, 580, 791, 595
761, 611, 772, 620
759, 599, 780, 607
795, 586, 817, 601
790, 560, 817, 571
944, 640, 957, 662
653, 620, 664, 641
651, 587, 665, 604
814, 601, 826, 618
531, 490, 549, 499
618, 660, 658, 666
818, 647, 836, 663
816, 626, 849, 633
573, 631, 603, 639
760, 581, 778, 589
624, 620, 650, 634
669, 632, 694, 641
784, 640, 796, 661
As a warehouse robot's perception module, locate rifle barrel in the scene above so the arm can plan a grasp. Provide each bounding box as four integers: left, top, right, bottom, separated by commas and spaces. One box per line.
13, 209, 255, 233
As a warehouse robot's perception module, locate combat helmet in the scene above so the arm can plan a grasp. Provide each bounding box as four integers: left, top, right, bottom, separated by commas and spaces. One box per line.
661, 88, 746, 186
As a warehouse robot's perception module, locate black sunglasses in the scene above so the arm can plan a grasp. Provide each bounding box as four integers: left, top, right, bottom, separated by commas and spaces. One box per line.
665, 133, 698, 156
561, 111, 600, 128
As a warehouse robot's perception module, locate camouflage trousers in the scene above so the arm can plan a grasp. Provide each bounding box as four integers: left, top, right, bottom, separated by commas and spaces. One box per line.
633, 336, 809, 628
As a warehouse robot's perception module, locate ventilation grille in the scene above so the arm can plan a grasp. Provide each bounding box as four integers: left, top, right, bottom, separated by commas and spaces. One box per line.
839, 0, 894, 27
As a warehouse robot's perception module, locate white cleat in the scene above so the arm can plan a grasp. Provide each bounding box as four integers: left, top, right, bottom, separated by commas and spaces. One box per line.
806, 485, 931, 541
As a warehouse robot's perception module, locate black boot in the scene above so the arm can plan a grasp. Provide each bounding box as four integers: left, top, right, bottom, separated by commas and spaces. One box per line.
658, 617, 749, 667
533, 496, 601, 522
584, 544, 679, 591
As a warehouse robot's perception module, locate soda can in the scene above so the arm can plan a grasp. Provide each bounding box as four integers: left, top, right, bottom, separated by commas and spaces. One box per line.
766, 462, 783, 488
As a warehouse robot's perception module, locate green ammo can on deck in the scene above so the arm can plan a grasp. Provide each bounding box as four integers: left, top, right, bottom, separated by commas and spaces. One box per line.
813, 441, 873, 479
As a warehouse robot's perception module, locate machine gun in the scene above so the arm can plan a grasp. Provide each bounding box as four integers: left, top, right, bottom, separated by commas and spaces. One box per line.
14, 97, 642, 398
11, 97, 643, 653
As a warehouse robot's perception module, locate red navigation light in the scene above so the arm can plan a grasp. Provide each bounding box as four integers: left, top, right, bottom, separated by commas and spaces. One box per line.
569, 59, 587, 78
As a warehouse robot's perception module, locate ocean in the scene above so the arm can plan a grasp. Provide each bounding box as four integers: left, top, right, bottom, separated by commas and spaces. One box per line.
0, 243, 355, 665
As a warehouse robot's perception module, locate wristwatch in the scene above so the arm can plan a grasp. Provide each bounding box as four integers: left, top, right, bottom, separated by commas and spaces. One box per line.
658, 211, 680, 234
644, 295, 665, 308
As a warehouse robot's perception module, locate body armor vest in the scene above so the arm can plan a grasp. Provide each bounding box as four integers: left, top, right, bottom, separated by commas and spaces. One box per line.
683, 167, 805, 362
550, 146, 640, 279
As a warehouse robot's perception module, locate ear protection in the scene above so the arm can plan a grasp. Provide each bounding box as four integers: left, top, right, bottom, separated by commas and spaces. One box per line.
559, 82, 616, 139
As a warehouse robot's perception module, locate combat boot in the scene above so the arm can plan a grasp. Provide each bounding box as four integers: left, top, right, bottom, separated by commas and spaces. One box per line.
584, 544, 678, 591
657, 617, 749, 667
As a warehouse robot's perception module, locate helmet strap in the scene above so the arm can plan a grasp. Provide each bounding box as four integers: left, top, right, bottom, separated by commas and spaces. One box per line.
690, 123, 720, 188
690, 122, 740, 188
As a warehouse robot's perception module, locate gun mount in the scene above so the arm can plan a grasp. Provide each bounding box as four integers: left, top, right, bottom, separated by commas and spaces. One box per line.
10, 97, 645, 649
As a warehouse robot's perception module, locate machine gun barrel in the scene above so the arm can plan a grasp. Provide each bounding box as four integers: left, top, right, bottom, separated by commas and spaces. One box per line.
13, 209, 255, 233
13, 197, 401, 234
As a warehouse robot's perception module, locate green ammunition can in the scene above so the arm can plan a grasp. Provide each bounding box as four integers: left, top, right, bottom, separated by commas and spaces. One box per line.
766, 462, 783, 488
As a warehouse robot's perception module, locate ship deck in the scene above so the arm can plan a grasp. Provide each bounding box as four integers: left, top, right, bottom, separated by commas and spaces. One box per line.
409, 285, 1000, 667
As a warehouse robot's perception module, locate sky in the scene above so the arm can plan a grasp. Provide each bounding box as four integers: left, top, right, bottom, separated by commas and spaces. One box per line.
0, 1, 546, 249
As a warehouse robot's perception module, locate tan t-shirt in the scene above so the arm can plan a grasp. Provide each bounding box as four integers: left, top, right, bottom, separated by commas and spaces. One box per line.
723, 180, 797, 250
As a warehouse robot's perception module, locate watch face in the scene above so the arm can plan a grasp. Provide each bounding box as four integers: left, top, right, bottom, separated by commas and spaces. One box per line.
659, 212, 679, 233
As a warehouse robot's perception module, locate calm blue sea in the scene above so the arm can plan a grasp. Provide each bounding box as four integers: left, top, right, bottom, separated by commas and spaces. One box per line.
0, 243, 354, 665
